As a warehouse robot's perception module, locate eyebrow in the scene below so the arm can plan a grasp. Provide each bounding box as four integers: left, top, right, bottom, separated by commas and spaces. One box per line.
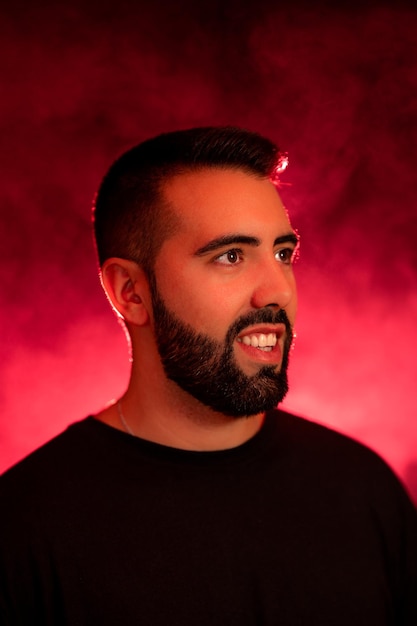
194, 232, 299, 256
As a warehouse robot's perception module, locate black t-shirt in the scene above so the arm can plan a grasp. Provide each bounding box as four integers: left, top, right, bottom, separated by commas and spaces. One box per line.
1, 409, 416, 625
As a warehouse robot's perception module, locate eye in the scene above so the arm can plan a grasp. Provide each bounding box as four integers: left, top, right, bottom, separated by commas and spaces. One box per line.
275, 247, 296, 265
215, 248, 243, 265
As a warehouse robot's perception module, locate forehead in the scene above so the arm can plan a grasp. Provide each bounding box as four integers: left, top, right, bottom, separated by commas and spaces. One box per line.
162, 167, 292, 241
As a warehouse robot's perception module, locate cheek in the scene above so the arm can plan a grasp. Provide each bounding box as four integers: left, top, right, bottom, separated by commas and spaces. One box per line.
157, 272, 243, 337
288, 285, 298, 325
181, 285, 239, 333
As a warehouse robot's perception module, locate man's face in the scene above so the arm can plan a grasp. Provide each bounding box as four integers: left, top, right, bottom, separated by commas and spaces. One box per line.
150, 167, 298, 417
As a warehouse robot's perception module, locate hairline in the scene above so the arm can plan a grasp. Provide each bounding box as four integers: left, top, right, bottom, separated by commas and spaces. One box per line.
124, 163, 272, 275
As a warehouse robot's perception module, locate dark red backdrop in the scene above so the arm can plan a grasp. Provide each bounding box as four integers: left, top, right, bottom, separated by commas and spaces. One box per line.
1, 0, 416, 501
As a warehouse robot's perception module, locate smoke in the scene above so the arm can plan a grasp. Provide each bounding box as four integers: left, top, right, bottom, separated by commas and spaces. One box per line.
1, 0, 416, 500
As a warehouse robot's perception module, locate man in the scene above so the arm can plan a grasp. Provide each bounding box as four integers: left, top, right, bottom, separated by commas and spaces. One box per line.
1, 127, 416, 625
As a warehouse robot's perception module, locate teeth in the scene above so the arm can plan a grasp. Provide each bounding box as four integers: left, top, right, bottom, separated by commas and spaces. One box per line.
239, 333, 277, 349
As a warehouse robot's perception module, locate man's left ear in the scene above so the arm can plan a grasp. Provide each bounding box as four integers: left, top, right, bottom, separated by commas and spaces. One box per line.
100, 258, 151, 326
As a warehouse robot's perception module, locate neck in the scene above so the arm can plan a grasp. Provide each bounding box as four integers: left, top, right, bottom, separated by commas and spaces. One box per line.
97, 359, 265, 451
124, 376, 265, 451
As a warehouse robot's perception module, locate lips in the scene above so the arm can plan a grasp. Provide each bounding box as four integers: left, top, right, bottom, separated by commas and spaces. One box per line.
237, 332, 277, 351
236, 325, 285, 354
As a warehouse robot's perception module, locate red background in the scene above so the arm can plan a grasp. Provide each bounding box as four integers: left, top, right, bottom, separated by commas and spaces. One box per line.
1, 0, 416, 502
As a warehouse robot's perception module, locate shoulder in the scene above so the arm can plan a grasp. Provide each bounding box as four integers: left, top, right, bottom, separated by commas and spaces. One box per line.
0, 417, 96, 498
272, 407, 393, 467
269, 408, 416, 514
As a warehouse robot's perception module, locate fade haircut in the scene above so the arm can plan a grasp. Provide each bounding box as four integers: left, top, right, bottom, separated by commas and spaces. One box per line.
93, 126, 281, 274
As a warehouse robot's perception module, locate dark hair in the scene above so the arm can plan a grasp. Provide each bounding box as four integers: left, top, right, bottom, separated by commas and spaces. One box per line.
93, 126, 281, 273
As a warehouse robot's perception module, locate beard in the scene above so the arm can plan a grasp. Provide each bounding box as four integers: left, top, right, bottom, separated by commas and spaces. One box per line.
149, 276, 293, 417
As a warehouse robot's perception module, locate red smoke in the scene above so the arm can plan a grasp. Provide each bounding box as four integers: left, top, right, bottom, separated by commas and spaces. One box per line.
1, 1, 416, 502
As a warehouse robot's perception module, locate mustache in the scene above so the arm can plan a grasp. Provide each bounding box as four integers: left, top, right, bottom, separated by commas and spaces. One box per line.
226, 308, 293, 344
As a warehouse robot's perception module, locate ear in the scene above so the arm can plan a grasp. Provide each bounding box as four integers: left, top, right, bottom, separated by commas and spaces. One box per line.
100, 258, 151, 326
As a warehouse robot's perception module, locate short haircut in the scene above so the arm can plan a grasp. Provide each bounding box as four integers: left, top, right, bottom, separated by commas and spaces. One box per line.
93, 126, 281, 274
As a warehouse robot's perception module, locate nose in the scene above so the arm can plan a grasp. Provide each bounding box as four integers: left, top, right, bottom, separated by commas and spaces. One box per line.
250, 256, 296, 311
